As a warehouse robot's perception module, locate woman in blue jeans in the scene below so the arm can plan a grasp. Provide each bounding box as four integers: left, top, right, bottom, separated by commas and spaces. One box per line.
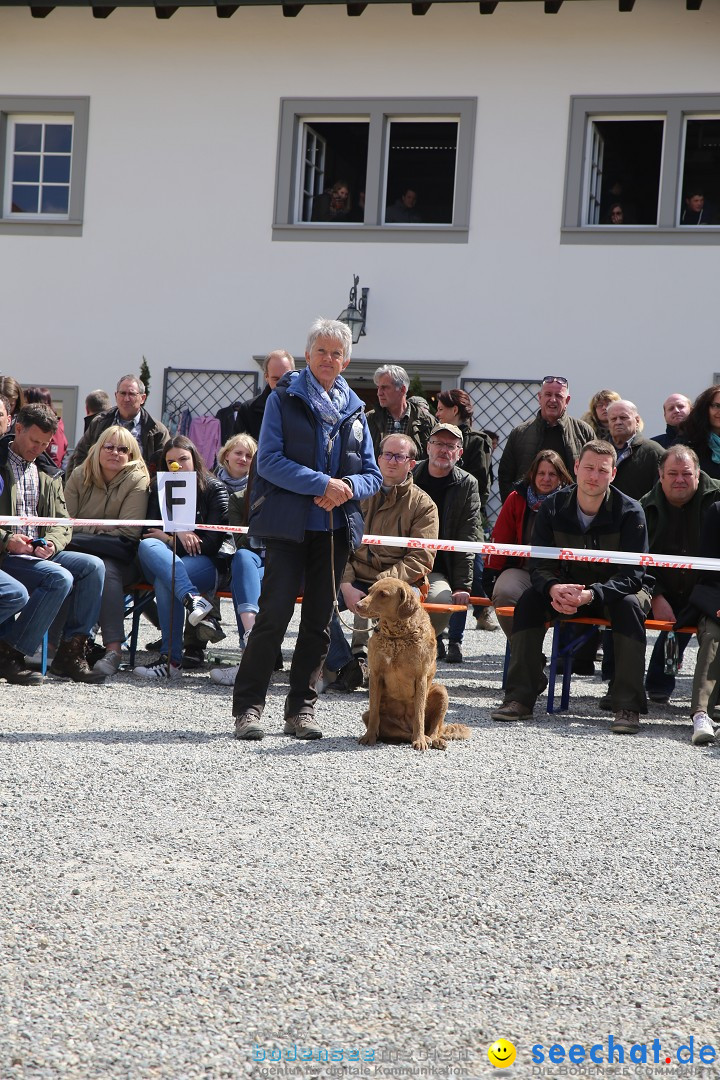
134, 436, 229, 680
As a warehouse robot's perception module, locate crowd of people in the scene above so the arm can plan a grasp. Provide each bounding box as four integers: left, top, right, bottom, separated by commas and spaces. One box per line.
3, 347, 720, 748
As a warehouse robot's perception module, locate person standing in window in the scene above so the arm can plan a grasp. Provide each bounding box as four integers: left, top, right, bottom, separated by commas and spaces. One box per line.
311, 180, 357, 222
681, 189, 712, 225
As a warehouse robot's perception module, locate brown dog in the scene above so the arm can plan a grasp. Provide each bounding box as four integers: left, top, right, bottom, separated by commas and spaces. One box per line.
355, 578, 471, 752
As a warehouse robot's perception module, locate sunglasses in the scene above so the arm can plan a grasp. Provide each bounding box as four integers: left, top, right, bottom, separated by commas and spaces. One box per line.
102, 444, 130, 455
542, 376, 569, 387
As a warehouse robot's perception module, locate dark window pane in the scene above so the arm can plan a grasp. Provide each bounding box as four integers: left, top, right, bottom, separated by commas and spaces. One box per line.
13, 155, 41, 183
680, 119, 720, 225
41, 186, 69, 214
44, 123, 72, 153
303, 121, 368, 223
43, 155, 71, 184
384, 121, 457, 225
11, 185, 39, 213
586, 119, 663, 225
14, 123, 42, 152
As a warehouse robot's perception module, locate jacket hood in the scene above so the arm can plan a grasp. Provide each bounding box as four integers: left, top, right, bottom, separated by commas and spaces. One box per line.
0, 432, 61, 478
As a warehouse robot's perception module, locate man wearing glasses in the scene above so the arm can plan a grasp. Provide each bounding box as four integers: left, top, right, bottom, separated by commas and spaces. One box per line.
414, 423, 481, 661
498, 376, 594, 503
320, 432, 439, 692
605, 399, 664, 502
66, 374, 169, 478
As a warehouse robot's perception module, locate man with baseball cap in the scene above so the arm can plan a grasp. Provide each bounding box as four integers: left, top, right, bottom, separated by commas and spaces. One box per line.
413, 423, 482, 662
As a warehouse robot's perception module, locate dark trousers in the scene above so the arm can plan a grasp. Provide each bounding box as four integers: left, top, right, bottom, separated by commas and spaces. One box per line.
232, 530, 349, 718
504, 586, 650, 713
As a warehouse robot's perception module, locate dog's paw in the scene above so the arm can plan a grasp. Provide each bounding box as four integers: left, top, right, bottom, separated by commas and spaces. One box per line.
430, 737, 448, 751
412, 736, 430, 752
359, 732, 377, 746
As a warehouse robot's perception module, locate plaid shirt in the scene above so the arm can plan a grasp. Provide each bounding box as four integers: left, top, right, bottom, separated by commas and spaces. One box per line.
382, 408, 411, 438
8, 445, 39, 539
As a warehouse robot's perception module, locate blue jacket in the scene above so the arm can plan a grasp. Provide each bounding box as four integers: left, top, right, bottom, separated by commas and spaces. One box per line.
248, 369, 382, 547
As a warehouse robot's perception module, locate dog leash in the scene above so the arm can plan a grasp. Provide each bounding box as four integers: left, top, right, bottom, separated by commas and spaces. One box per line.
329, 508, 375, 635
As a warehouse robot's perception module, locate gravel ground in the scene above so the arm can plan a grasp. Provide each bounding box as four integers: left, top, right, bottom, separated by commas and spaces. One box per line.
1, 606, 718, 1080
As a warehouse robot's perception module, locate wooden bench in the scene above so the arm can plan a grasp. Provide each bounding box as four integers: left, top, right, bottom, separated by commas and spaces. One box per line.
125, 585, 492, 667
495, 607, 697, 714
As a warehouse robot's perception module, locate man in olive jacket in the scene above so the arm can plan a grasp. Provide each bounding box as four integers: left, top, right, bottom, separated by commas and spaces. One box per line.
0, 403, 105, 684
498, 377, 594, 502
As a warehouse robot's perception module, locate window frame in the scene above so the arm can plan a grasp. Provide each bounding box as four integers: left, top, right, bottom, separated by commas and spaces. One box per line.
0, 96, 89, 237
273, 97, 476, 244
562, 94, 720, 245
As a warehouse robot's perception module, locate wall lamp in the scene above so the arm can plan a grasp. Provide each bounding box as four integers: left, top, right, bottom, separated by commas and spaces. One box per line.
337, 274, 369, 344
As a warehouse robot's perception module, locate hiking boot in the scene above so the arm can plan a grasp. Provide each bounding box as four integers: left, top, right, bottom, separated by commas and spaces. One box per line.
610, 710, 640, 735
436, 636, 447, 661
599, 693, 613, 711
327, 657, 365, 692
283, 708, 322, 740
475, 607, 500, 632
0, 640, 44, 685
692, 712, 716, 746
210, 664, 239, 686
571, 658, 595, 676
93, 650, 122, 677
491, 700, 533, 722
133, 657, 183, 680
183, 594, 213, 627
648, 691, 670, 705
446, 642, 463, 664
50, 635, 107, 683
234, 708, 264, 740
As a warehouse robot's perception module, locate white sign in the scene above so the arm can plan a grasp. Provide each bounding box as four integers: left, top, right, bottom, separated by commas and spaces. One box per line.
157, 471, 197, 533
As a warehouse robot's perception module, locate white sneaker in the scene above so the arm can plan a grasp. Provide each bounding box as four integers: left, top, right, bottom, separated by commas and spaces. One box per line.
184, 594, 213, 627
692, 712, 716, 746
133, 659, 183, 680
210, 664, 239, 686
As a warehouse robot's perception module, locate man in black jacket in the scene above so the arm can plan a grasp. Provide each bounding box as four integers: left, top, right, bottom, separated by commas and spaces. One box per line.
492, 440, 652, 734
217, 350, 295, 443
413, 423, 481, 662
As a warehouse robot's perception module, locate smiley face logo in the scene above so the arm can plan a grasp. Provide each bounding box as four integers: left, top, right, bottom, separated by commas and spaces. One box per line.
488, 1039, 517, 1068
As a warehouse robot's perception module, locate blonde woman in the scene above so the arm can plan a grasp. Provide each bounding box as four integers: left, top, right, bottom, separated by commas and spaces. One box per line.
214, 433, 257, 494
64, 425, 150, 676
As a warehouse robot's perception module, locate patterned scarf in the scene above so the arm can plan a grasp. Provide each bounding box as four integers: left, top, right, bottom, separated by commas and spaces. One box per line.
305, 369, 349, 466
526, 485, 562, 513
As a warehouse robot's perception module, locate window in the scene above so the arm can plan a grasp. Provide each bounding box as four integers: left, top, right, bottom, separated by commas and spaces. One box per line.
0, 96, 89, 236
563, 95, 720, 244
273, 98, 476, 242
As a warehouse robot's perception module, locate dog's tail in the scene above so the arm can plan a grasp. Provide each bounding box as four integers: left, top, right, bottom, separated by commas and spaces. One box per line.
441, 722, 471, 741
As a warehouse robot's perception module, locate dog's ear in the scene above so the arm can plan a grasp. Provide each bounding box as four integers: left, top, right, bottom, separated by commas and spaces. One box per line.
397, 586, 420, 619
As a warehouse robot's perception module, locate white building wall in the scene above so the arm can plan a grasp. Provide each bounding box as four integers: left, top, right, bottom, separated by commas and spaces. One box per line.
0, 0, 719, 438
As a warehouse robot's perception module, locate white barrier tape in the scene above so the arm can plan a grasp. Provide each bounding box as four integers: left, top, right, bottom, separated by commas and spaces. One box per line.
1, 516, 718, 573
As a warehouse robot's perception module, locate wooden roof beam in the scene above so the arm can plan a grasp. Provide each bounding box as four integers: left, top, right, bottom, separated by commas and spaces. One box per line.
346, 2, 366, 13
30, 5, 54, 15
216, 4, 239, 13
154, 4, 178, 15
687, 0, 702, 8
479, 1, 498, 11
544, 1, 562, 11
412, 2, 431, 12
619, 0, 635, 9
